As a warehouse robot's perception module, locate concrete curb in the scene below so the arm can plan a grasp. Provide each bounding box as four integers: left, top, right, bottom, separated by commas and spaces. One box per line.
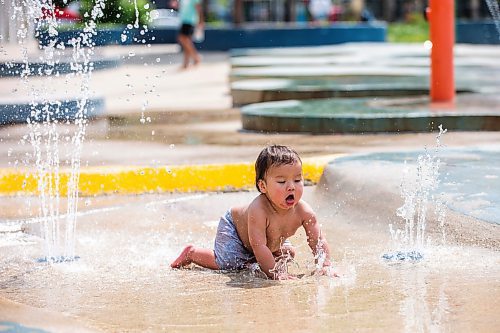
0, 155, 342, 196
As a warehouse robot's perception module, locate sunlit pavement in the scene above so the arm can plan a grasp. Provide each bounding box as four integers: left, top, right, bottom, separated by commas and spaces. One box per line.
1, 41, 500, 332
1, 42, 500, 188
2, 42, 500, 192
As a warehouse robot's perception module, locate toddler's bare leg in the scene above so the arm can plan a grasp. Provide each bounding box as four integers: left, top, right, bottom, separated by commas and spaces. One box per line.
170, 245, 219, 270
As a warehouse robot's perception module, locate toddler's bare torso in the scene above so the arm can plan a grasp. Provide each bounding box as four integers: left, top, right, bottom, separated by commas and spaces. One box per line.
231, 194, 306, 254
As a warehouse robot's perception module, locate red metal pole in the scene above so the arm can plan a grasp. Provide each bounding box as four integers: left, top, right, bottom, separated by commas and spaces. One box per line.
428, 0, 455, 103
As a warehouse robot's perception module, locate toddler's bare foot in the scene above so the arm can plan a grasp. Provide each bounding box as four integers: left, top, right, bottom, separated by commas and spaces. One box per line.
170, 245, 195, 268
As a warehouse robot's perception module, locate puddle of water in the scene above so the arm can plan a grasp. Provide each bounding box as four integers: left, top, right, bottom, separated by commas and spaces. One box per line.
0, 188, 498, 332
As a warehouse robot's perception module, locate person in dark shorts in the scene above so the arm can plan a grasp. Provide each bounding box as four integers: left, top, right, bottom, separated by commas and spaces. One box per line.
177, 0, 203, 68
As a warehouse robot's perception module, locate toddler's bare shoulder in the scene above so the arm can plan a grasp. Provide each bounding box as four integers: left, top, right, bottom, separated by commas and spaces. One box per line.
297, 200, 315, 213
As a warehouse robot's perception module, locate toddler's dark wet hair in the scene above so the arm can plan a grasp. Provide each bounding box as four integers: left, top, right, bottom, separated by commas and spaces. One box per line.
255, 145, 302, 192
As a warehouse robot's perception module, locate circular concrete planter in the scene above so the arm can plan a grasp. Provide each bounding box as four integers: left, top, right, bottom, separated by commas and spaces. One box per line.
240, 95, 500, 133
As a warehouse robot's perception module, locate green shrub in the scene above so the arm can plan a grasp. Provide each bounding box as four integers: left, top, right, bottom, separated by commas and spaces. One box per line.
388, 12, 429, 43
79, 0, 153, 26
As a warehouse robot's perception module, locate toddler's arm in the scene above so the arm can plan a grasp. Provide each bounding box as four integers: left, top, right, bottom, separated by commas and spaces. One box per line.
248, 210, 279, 279
248, 209, 296, 280
302, 211, 332, 268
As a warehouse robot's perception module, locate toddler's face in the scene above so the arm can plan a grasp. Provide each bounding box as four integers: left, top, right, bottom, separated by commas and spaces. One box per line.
262, 161, 304, 211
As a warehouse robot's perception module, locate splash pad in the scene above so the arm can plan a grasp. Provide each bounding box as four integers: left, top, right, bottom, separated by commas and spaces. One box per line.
1, 1, 500, 332
1, 146, 499, 331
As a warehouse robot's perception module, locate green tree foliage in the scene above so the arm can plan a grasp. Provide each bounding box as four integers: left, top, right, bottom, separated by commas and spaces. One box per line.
80, 0, 153, 26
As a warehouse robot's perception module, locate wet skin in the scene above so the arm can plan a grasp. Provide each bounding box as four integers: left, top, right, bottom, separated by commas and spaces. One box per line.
231, 162, 331, 277
170, 161, 332, 279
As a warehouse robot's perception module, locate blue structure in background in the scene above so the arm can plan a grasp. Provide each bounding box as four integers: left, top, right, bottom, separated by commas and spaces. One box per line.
456, 20, 500, 44
37, 20, 500, 49
37, 27, 137, 47
0, 58, 121, 77
38, 23, 387, 50
192, 24, 387, 50
0, 98, 105, 125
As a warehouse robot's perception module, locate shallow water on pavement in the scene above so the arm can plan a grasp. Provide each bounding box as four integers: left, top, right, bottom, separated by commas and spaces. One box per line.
0, 185, 499, 332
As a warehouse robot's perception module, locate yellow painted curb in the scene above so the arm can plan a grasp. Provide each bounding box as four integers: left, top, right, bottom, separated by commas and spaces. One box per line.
0, 154, 343, 196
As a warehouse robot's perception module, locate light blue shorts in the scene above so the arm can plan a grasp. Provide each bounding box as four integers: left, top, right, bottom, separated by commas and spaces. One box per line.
214, 210, 255, 270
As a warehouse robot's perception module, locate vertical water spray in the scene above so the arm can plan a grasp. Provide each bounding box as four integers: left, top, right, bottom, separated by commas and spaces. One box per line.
385, 125, 447, 261
15, 0, 64, 261
12, 0, 104, 262
133, 0, 140, 28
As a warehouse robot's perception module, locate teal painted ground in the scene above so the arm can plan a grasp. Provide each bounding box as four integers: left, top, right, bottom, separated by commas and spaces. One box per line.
241, 97, 498, 118
232, 77, 432, 92
332, 147, 500, 225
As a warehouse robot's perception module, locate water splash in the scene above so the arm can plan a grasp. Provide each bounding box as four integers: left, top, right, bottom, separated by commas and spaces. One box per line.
311, 237, 338, 277
386, 125, 448, 261
133, 0, 140, 28
11, 0, 104, 262
269, 252, 295, 280
249, 240, 297, 280
484, 0, 500, 39
313, 238, 327, 270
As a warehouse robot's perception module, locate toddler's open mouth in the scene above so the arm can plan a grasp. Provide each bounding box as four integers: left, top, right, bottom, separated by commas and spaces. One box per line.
286, 194, 295, 205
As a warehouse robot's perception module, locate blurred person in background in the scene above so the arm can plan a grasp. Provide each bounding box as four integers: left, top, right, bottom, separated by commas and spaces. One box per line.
176, 0, 204, 69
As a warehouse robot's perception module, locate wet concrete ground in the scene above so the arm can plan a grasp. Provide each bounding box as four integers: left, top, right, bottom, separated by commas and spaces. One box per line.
1, 185, 499, 332
1, 42, 500, 332
3, 111, 500, 168
1, 112, 500, 332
